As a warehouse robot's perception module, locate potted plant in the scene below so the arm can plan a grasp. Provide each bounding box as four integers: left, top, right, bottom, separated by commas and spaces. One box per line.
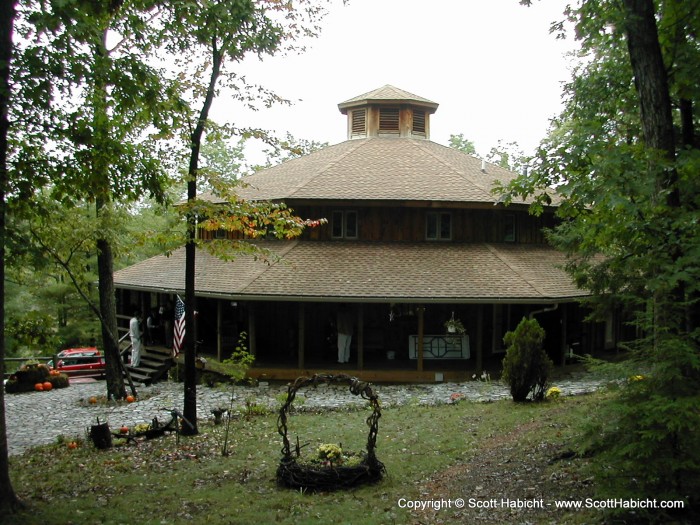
444, 313, 465, 335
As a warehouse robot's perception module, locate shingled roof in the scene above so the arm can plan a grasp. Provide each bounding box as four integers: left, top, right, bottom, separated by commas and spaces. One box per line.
337, 84, 439, 113
202, 138, 530, 205
113, 241, 584, 303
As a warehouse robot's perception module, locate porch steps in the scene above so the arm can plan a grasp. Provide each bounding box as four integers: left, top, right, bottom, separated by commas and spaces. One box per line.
126, 346, 173, 385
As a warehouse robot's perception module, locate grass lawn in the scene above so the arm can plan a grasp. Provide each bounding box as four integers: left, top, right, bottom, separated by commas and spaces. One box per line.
7, 392, 606, 525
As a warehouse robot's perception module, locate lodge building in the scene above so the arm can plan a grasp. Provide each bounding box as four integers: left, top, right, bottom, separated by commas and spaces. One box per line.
114, 85, 613, 382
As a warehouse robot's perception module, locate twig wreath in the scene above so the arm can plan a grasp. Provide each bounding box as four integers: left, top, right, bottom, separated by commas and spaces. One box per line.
276, 373, 385, 491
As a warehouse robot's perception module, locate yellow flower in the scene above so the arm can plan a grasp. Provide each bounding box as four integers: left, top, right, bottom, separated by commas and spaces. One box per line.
546, 386, 561, 400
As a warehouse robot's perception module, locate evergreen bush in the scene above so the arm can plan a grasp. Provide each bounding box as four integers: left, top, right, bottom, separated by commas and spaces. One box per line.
501, 317, 552, 402
580, 334, 700, 520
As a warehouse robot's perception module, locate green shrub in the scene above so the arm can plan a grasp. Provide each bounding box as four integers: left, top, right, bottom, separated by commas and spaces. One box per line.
501, 317, 552, 402
580, 335, 700, 520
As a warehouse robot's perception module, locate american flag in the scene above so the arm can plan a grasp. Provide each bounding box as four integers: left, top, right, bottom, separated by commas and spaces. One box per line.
173, 296, 186, 357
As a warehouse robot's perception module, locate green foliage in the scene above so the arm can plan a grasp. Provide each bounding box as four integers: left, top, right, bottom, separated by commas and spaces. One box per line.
501, 317, 552, 402
219, 331, 254, 383
580, 334, 700, 517
506, 1, 700, 513
448, 133, 476, 154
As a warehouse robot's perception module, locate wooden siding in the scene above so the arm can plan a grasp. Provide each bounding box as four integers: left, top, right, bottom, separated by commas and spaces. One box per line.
199, 206, 554, 245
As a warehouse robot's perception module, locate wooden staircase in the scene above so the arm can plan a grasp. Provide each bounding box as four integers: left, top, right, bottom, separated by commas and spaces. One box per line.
126, 345, 174, 385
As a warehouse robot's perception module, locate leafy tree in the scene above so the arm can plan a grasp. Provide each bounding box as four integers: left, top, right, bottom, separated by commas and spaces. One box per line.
255, 132, 329, 169
448, 133, 528, 173
504, 0, 700, 515
11, 0, 185, 400
0, 0, 21, 516
486, 139, 528, 173
448, 133, 476, 154
156, 0, 330, 435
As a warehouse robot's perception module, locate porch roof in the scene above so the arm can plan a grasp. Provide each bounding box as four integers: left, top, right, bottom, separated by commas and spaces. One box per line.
113, 241, 587, 304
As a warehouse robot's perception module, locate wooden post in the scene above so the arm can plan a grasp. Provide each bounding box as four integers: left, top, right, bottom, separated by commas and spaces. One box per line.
297, 303, 305, 369
417, 306, 425, 373
248, 304, 257, 357
560, 304, 568, 367
476, 305, 484, 375
216, 300, 222, 362
357, 305, 364, 370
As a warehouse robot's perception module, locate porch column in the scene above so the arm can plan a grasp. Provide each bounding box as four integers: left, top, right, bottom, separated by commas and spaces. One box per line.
216, 300, 222, 362
357, 305, 364, 370
417, 306, 425, 373
560, 304, 568, 367
248, 304, 257, 357
297, 303, 305, 369
475, 305, 484, 375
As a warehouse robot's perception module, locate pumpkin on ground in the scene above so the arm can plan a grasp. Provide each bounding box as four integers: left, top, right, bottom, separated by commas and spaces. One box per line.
42, 381, 53, 391
34, 383, 44, 391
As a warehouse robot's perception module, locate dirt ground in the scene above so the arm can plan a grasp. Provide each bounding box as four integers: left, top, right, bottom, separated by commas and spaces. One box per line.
409, 412, 596, 524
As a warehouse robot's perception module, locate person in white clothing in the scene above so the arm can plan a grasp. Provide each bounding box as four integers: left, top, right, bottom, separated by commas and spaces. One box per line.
130, 310, 142, 367
336, 305, 354, 364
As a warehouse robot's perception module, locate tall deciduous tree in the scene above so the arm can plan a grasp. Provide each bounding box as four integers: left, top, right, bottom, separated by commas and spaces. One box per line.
11, 1, 185, 400
506, 0, 700, 513
0, 0, 21, 515
156, 0, 330, 435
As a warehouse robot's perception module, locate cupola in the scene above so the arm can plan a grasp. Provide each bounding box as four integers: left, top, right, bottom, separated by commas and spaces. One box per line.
337, 84, 439, 140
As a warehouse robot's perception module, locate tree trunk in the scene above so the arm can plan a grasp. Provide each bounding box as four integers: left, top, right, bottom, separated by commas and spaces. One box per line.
0, 0, 22, 515
97, 233, 126, 399
622, 0, 683, 334
93, 27, 126, 400
181, 44, 224, 436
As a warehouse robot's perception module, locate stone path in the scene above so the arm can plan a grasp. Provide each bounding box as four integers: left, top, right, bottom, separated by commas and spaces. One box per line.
4, 374, 606, 457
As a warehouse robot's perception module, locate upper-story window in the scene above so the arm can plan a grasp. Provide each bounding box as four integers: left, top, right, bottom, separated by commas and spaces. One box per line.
351, 109, 366, 137
412, 110, 426, 136
378, 108, 400, 135
426, 212, 451, 241
332, 210, 358, 239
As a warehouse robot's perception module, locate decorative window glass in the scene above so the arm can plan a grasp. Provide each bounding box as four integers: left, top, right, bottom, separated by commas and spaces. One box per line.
378, 108, 400, 134
332, 210, 358, 239
351, 109, 366, 136
426, 212, 452, 240
504, 214, 516, 242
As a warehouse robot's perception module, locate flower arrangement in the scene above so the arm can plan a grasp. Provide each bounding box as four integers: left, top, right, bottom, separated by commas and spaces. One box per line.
545, 386, 562, 400
317, 443, 343, 464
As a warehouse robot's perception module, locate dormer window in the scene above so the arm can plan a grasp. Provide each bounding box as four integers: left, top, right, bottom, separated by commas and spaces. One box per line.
426, 212, 452, 241
379, 108, 400, 135
332, 210, 358, 239
351, 109, 366, 137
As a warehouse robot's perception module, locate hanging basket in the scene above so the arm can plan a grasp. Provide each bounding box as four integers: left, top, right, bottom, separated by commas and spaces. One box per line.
276, 373, 385, 491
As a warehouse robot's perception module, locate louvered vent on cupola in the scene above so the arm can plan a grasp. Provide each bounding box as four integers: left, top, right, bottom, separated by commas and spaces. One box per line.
378, 108, 400, 135
351, 109, 366, 137
412, 110, 426, 136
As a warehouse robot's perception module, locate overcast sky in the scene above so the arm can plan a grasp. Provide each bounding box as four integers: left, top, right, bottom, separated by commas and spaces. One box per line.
226, 0, 577, 161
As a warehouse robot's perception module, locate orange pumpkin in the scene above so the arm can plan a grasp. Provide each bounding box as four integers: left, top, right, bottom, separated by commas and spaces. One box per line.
126, 395, 135, 403
67, 442, 78, 449
88, 396, 98, 404
42, 381, 53, 391
120, 426, 129, 434
34, 383, 44, 391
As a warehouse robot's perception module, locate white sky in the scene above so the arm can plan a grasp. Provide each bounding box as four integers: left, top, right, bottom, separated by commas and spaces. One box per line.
223, 0, 577, 161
